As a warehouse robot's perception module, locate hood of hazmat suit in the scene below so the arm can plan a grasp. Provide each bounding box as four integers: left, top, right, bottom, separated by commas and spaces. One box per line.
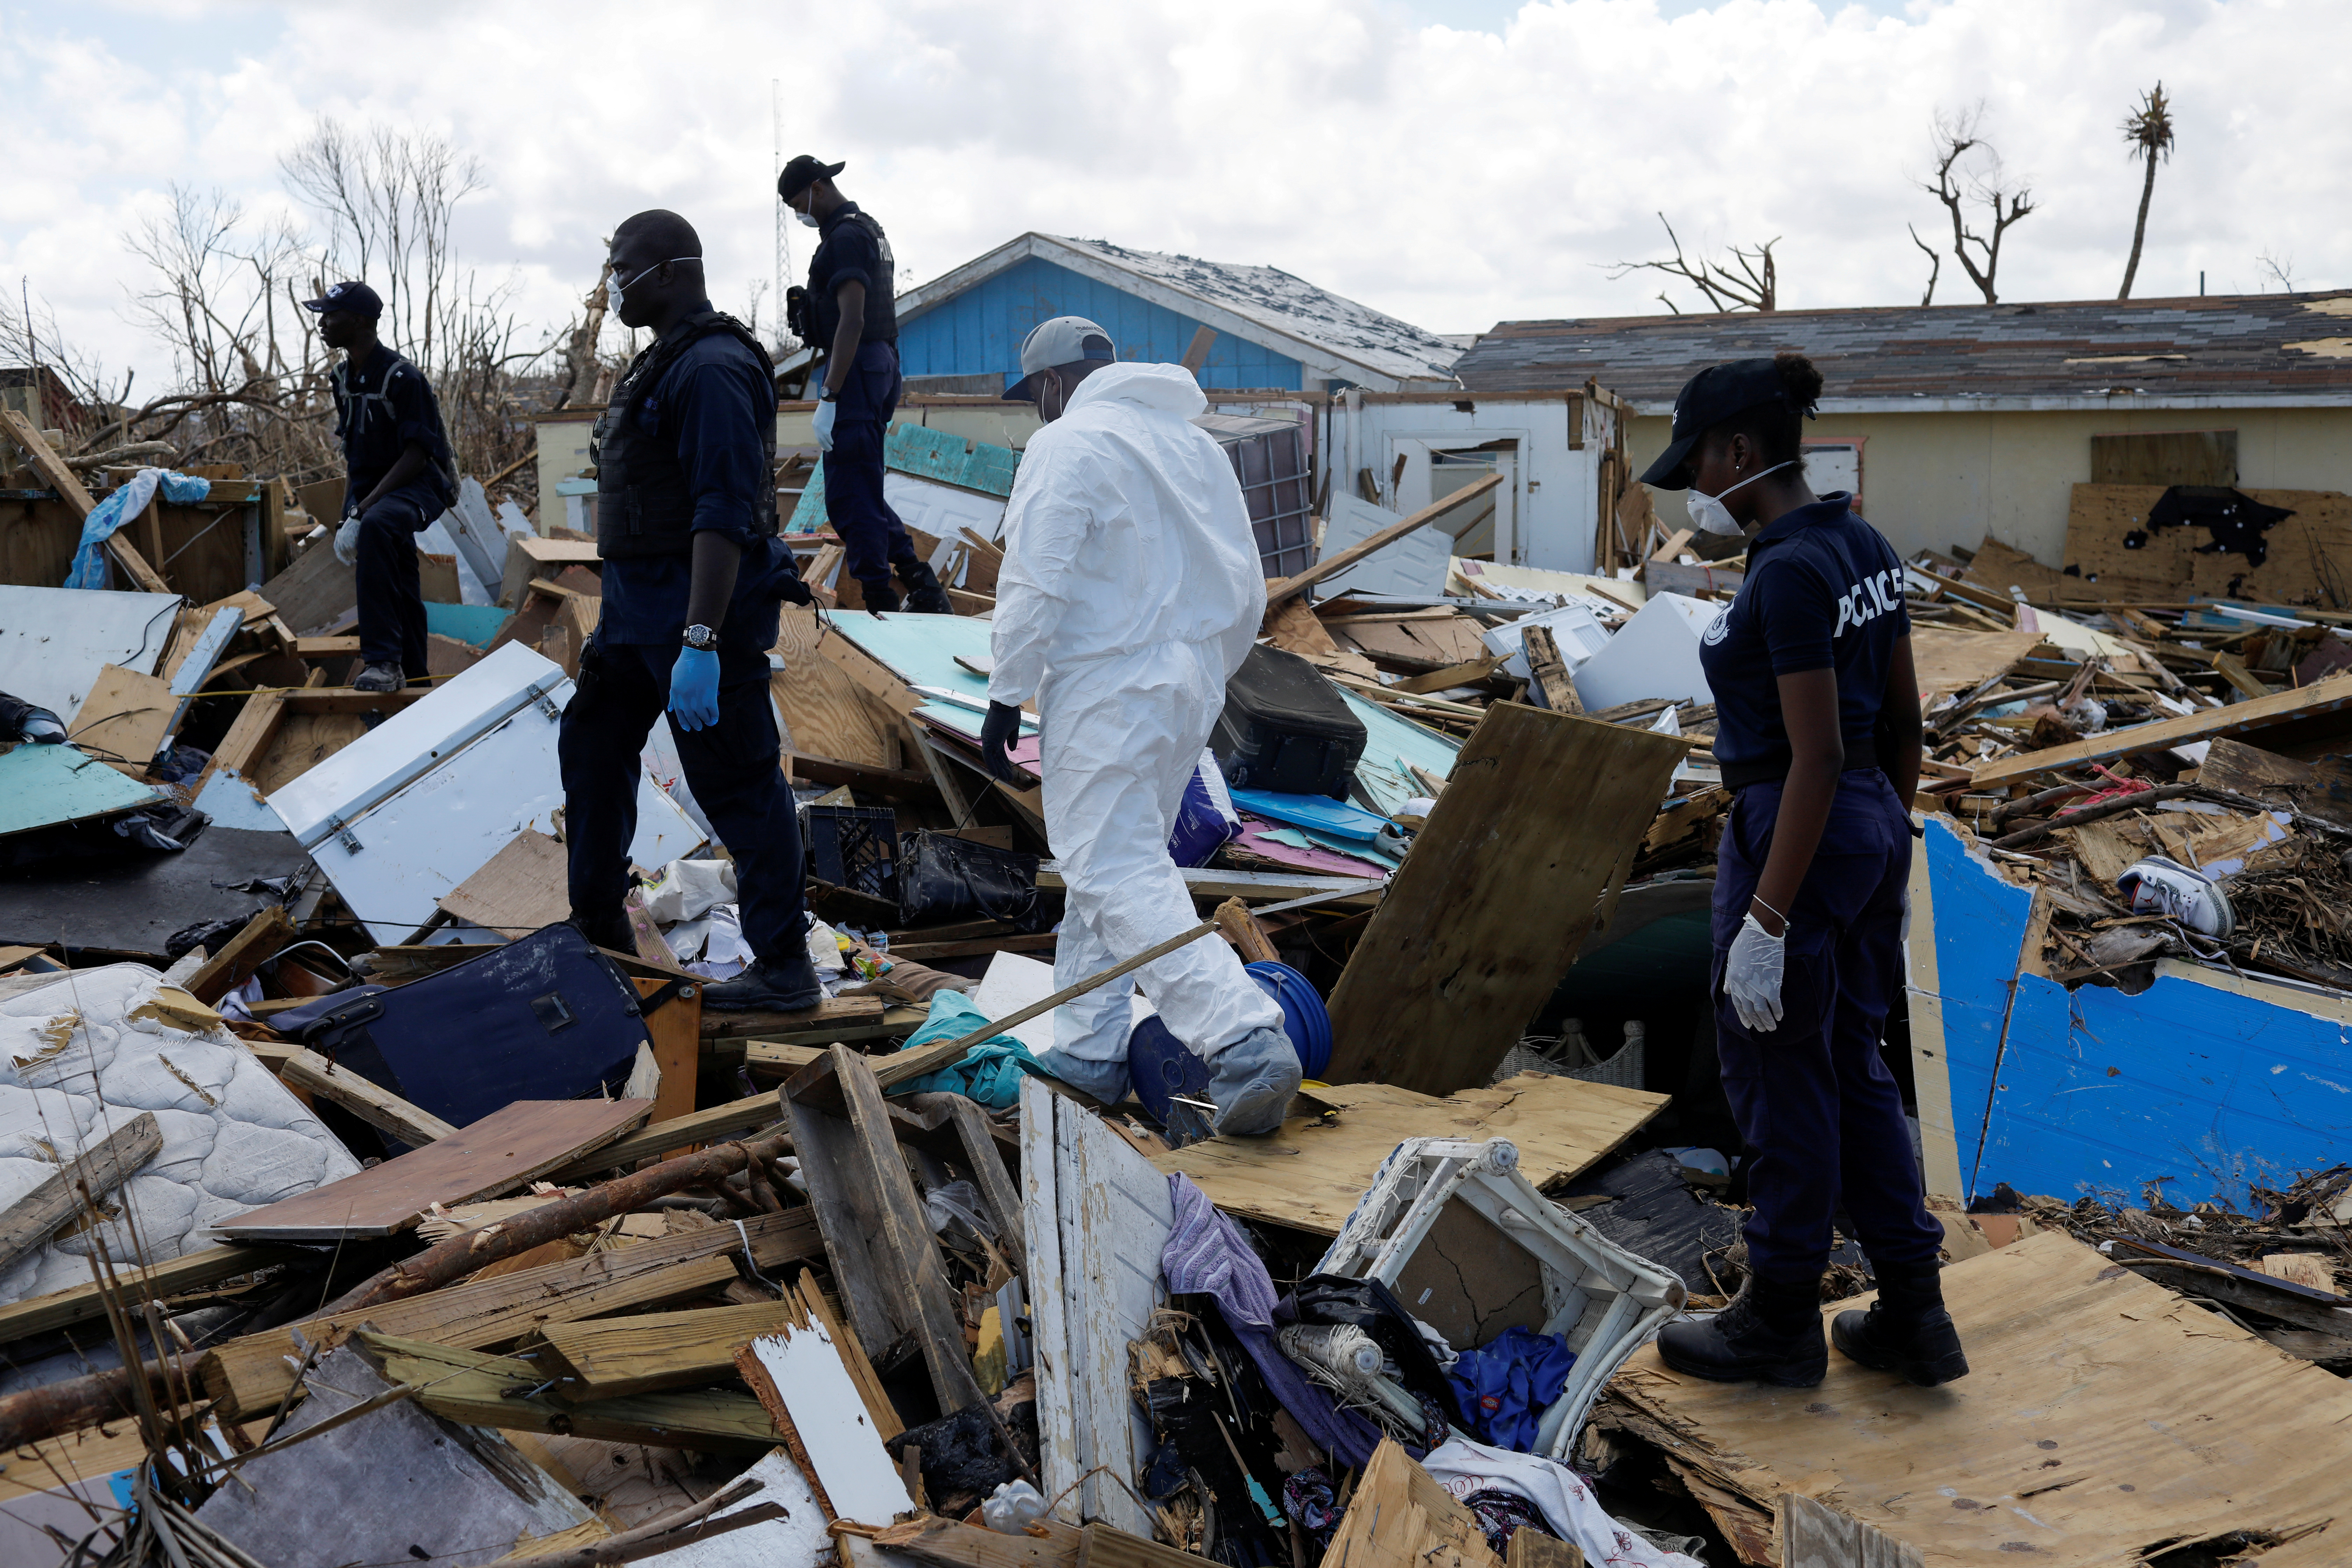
988, 360, 1283, 1085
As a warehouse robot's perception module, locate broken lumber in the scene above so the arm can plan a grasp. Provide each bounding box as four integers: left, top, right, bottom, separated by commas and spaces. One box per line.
0, 408, 172, 594
0, 1111, 161, 1275
278, 1047, 460, 1147
737, 1301, 915, 1524
540, 1298, 808, 1400
1266, 474, 1502, 607
1521, 624, 1584, 714
545, 1088, 786, 1181
1967, 671, 2352, 789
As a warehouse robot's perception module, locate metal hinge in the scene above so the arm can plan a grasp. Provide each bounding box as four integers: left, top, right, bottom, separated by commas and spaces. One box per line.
323, 814, 362, 854
525, 679, 562, 721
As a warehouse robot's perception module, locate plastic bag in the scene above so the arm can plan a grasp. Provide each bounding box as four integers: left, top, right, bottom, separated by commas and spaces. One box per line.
982, 1479, 1047, 1535
923, 1178, 997, 1241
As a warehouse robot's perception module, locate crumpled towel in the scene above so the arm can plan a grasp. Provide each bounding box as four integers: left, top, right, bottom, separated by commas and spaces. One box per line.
1163, 1166, 1279, 1326
888, 988, 1043, 1109
67, 469, 212, 590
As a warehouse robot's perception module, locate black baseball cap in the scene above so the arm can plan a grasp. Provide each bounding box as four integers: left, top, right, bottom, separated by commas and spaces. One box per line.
1638, 358, 1807, 490
777, 155, 846, 202
301, 280, 382, 320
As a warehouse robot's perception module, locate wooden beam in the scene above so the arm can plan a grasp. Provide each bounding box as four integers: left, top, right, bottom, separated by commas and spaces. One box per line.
1179, 326, 1217, 373
0, 1113, 162, 1276
1266, 473, 1503, 607
545, 1089, 786, 1181
1968, 672, 2352, 789
1212, 897, 1280, 965
1521, 625, 1584, 714
0, 1244, 302, 1345
184, 905, 294, 1004
279, 1048, 460, 1147
539, 1299, 811, 1400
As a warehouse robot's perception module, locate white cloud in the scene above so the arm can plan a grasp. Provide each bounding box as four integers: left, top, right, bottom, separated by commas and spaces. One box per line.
0, 0, 2337, 391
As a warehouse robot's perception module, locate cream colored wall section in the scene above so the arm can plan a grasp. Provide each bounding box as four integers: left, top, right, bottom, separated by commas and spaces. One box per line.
1629, 405, 2352, 566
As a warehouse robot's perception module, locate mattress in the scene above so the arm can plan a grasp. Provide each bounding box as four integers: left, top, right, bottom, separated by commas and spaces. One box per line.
0, 964, 362, 1304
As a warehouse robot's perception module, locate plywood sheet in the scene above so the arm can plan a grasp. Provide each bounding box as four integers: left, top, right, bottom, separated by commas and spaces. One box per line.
1323, 704, 1684, 1092
1153, 1072, 1666, 1235
0, 741, 168, 840
436, 827, 570, 937
1908, 628, 2042, 700
1600, 1230, 2352, 1565
2062, 482, 2352, 607
66, 663, 174, 776
213, 1099, 650, 1240
255, 534, 358, 635
772, 606, 898, 768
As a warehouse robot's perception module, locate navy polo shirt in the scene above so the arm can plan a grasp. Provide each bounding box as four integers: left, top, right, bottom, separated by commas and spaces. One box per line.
331, 344, 454, 510
1696, 494, 1909, 789
806, 202, 897, 348
597, 306, 791, 650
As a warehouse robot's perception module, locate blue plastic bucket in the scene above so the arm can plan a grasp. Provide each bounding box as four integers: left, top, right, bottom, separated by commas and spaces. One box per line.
1125, 963, 1332, 1121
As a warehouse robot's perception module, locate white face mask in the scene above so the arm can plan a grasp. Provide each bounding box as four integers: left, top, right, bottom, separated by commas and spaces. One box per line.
607, 256, 695, 315
1687, 459, 1796, 535
793, 203, 819, 229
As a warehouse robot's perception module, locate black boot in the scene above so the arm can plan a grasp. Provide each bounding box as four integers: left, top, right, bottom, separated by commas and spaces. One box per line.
1832, 1259, 1970, 1386
897, 559, 953, 615
568, 909, 635, 953
702, 948, 824, 1013
859, 578, 903, 613
1656, 1275, 1827, 1387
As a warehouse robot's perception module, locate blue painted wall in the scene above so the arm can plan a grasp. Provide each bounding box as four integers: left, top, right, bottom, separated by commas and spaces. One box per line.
895, 256, 1303, 393
1927, 819, 2352, 1210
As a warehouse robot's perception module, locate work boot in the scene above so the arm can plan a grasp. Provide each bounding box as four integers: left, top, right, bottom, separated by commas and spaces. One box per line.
1207, 1025, 1302, 1136
568, 909, 635, 954
352, 661, 405, 694
1035, 1047, 1131, 1106
702, 948, 824, 1013
1832, 1260, 1971, 1386
860, 579, 904, 614
1656, 1275, 1827, 1386
897, 559, 953, 615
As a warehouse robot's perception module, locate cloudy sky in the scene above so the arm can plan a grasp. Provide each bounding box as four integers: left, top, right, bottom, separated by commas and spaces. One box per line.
0, 0, 2333, 391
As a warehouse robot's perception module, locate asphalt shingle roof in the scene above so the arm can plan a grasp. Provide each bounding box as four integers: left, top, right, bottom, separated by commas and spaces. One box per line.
1454, 292, 2352, 406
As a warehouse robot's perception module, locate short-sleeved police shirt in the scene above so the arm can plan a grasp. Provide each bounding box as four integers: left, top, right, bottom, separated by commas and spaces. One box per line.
331, 344, 455, 510
597, 313, 793, 649
1696, 494, 1909, 789
806, 202, 897, 348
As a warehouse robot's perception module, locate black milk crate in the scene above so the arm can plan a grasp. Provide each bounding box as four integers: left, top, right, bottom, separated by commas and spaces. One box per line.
806, 804, 899, 900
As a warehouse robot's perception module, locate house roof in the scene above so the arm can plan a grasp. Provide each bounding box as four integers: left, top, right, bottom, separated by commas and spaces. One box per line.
1454, 292, 2352, 412
894, 233, 1462, 390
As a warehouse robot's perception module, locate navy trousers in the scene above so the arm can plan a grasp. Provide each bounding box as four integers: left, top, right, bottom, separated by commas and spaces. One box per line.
824, 339, 920, 606
1711, 768, 1945, 1284
556, 639, 806, 965
354, 490, 433, 675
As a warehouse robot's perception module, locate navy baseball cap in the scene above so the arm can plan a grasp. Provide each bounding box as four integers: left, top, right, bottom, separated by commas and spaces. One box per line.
301, 281, 383, 319
1638, 358, 1809, 490
777, 155, 846, 202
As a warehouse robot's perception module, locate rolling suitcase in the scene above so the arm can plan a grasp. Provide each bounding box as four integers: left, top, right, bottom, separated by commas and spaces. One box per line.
1211, 642, 1367, 800
299, 924, 653, 1133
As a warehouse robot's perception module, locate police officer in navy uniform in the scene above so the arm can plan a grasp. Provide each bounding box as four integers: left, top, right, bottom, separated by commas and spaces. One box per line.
778, 155, 951, 614
560, 209, 822, 1013
1645, 354, 1968, 1391
304, 280, 458, 694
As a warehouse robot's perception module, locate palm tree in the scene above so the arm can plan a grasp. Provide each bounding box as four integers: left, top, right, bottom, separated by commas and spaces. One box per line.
2118, 84, 2176, 300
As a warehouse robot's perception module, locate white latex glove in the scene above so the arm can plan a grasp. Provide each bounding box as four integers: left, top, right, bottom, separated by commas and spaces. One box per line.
332, 512, 364, 566
1723, 911, 1786, 1033
812, 395, 838, 453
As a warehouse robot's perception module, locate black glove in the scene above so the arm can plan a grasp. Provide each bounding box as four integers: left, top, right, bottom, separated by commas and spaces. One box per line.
979, 700, 1024, 784
778, 567, 814, 608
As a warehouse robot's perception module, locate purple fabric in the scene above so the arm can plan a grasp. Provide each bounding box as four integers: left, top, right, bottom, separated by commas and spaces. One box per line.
1162, 1175, 1381, 1469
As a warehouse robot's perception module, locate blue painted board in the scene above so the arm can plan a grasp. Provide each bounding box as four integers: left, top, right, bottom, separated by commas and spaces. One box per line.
1229, 788, 1389, 842
1339, 691, 1458, 819
424, 602, 511, 649
1923, 822, 2035, 1196
0, 743, 169, 838
897, 256, 1304, 393
789, 424, 1023, 533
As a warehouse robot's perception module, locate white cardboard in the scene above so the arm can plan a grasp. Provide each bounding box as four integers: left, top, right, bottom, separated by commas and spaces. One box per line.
1571, 591, 1720, 710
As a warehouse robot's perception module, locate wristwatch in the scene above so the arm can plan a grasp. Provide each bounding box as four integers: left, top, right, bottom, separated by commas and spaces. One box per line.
681, 624, 719, 652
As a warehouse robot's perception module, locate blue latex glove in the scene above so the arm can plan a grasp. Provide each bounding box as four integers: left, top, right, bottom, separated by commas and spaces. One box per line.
667, 646, 721, 731
812, 396, 838, 453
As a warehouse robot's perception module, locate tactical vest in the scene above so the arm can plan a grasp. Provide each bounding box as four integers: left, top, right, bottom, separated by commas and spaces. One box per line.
592, 312, 778, 558
810, 209, 899, 346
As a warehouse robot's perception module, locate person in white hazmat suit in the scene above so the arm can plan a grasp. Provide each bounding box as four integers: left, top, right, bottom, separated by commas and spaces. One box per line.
976, 316, 1300, 1136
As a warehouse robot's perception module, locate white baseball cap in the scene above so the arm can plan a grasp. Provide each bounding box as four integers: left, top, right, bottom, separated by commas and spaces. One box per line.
1006, 315, 1116, 401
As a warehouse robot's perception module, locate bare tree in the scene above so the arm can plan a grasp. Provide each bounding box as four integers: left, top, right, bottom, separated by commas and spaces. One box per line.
2257, 250, 2299, 293
1604, 213, 1779, 313
1919, 106, 2036, 304
1906, 223, 1942, 307
2117, 83, 2176, 300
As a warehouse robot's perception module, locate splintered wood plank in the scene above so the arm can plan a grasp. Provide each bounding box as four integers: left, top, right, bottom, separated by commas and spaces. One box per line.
540, 1299, 807, 1400
198, 1209, 821, 1420
737, 1309, 915, 1525
1325, 1440, 1501, 1568
0, 1244, 300, 1345
436, 827, 571, 937
66, 664, 175, 776
212, 1099, 652, 1241
1323, 703, 1686, 1093
544, 1089, 784, 1181
1600, 1231, 2352, 1564
1153, 1073, 1665, 1235
279, 1048, 460, 1148
1970, 671, 2352, 789
1908, 627, 2044, 699
0, 1112, 162, 1275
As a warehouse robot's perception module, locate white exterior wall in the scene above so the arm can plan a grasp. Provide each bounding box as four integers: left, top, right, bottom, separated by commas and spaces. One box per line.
1324, 391, 1609, 574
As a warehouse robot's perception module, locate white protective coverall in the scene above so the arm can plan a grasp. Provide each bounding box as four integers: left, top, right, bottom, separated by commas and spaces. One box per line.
986, 361, 1284, 1070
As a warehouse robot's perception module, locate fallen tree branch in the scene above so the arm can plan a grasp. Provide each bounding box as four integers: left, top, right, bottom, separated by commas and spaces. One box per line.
0, 1358, 180, 1450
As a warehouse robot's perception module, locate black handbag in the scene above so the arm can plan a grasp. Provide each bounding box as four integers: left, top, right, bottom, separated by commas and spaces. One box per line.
895, 830, 1045, 931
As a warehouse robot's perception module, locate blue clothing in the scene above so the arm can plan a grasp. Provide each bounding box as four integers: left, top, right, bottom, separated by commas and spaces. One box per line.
891, 989, 1045, 1109
597, 306, 790, 648
331, 344, 454, 512
1448, 1327, 1575, 1452
1710, 769, 1943, 1283
354, 491, 433, 674
1696, 495, 1907, 790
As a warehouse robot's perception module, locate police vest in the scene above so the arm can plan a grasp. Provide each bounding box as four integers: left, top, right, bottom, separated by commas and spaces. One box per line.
810, 210, 899, 346
592, 312, 778, 559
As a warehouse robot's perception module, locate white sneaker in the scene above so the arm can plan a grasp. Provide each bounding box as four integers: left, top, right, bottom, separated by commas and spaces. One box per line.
2116, 855, 2235, 938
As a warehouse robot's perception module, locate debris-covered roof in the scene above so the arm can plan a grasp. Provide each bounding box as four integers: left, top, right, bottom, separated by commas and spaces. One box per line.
1455, 291, 2352, 407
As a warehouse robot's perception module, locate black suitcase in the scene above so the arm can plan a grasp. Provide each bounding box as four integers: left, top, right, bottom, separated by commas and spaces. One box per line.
1212, 642, 1367, 800
300, 924, 651, 1132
